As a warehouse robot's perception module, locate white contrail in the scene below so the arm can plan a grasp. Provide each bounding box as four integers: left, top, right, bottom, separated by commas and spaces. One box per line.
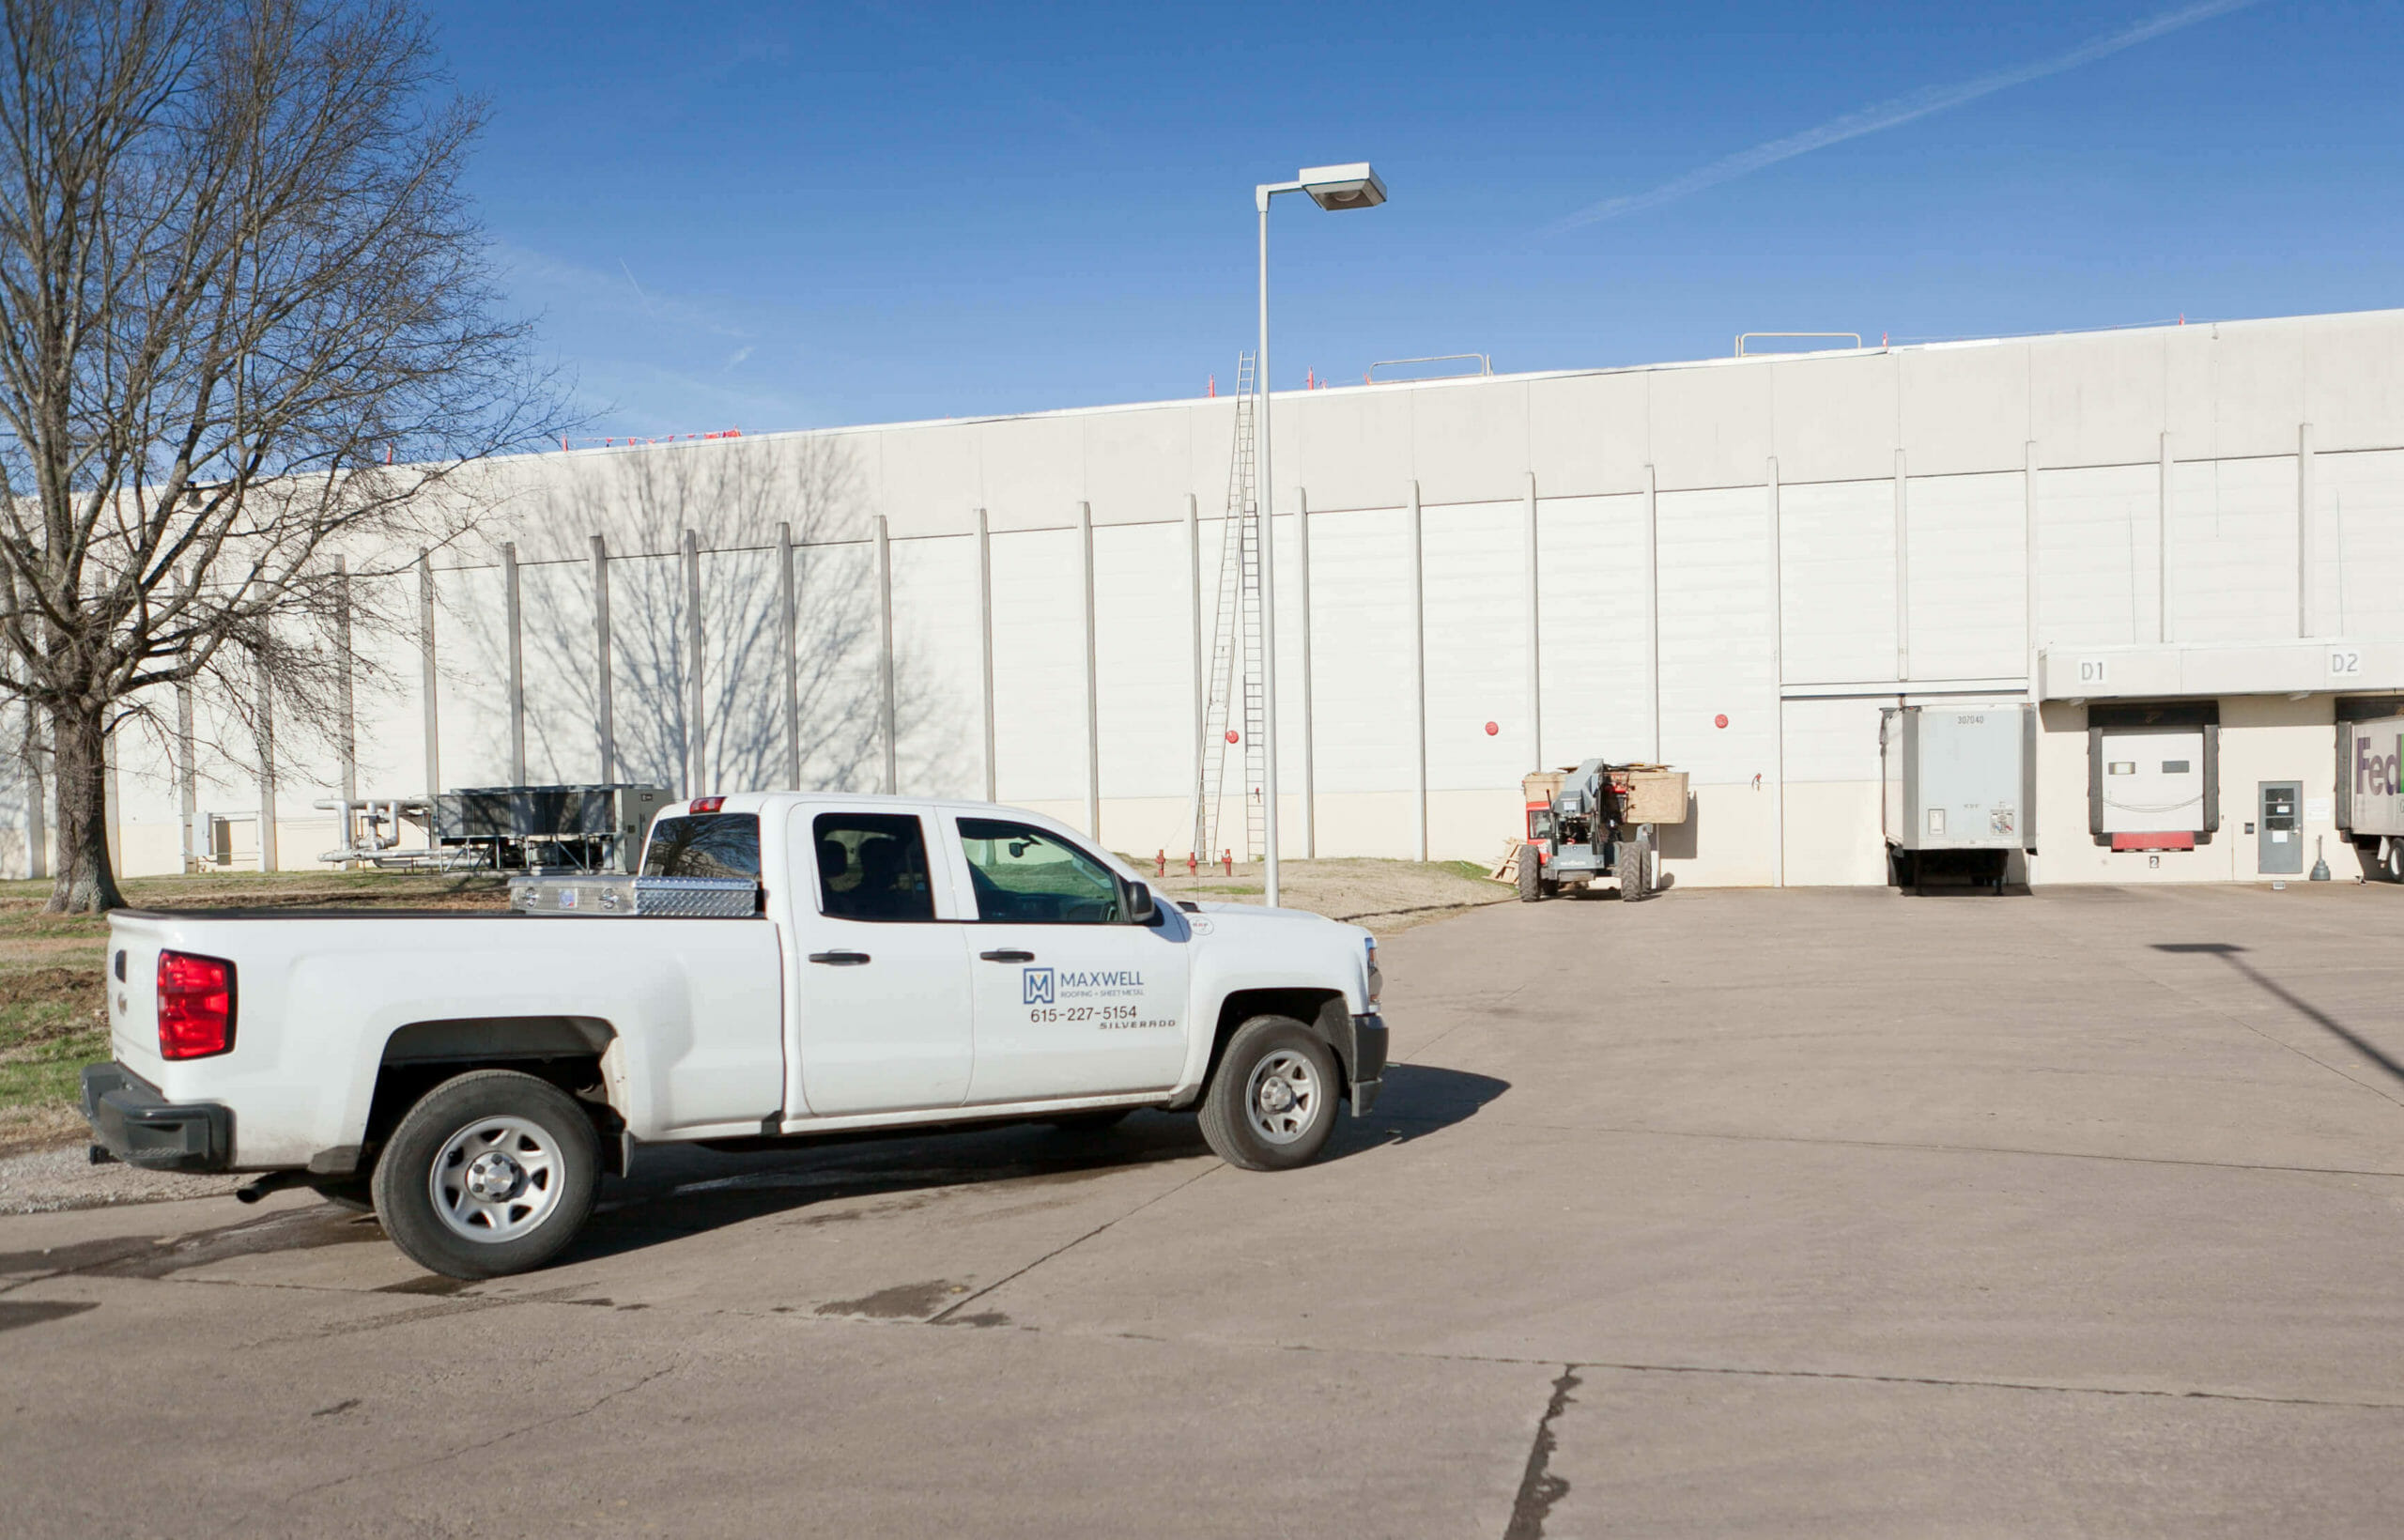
1559, 0, 2260, 229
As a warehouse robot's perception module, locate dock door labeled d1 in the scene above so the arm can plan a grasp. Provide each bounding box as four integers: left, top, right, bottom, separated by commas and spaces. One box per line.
2086, 702, 2218, 852
1880, 705, 2038, 852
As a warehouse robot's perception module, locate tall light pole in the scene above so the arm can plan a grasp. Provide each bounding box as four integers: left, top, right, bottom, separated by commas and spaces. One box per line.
1256, 162, 1387, 908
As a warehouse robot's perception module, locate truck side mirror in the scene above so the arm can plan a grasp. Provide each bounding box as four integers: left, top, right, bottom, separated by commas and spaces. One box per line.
1123, 880, 1158, 924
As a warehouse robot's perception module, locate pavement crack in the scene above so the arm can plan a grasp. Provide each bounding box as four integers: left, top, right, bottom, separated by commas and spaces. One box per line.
1405, 1115, 2404, 1180
1571, 1357, 2404, 1410
1502, 1364, 1580, 1540
929, 1163, 1223, 1323
237, 1359, 683, 1527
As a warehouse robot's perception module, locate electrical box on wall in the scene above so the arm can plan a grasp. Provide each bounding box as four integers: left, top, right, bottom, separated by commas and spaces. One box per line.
2087, 701, 2219, 849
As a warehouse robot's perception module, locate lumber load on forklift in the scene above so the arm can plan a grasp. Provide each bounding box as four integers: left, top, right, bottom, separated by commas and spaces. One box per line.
1514, 759, 1686, 903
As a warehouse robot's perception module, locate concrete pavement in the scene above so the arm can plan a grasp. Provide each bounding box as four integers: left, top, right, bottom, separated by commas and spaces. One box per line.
5, 884, 2403, 1536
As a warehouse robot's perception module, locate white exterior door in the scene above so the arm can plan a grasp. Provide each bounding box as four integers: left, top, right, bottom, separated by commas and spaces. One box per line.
943, 814, 1190, 1104
784, 805, 974, 1117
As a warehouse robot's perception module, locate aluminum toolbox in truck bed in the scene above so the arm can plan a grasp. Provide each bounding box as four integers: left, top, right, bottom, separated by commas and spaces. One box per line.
508, 874, 759, 916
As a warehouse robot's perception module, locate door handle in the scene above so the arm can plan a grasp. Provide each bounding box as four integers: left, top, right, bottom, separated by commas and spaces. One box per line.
809, 950, 871, 966
979, 948, 1036, 962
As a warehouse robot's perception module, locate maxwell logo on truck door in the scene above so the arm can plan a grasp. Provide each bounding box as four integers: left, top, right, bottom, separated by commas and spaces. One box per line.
1025, 965, 1146, 1005
2355, 734, 2403, 797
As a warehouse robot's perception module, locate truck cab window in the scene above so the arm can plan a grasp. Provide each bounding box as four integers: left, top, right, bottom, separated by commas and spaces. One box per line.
956, 818, 1122, 924
641, 813, 761, 880
813, 813, 936, 922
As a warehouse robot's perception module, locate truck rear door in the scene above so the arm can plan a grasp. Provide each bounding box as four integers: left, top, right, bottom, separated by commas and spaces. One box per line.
782, 804, 974, 1116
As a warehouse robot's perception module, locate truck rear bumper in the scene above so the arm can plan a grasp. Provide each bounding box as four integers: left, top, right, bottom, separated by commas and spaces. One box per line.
1346, 1013, 1388, 1116
82, 1062, 233, 1172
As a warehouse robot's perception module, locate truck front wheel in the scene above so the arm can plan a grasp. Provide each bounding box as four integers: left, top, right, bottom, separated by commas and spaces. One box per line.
1199, 1016, 1340, 1171
1517, 846, 1543, 901
372, 1070, 601, 1280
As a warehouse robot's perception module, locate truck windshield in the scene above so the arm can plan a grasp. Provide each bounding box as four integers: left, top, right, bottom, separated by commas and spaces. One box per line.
641, 813, 761, 880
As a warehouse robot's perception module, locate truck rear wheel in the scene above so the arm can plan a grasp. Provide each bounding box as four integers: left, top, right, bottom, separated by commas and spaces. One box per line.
1198, 1016, 1339, 1171
372, 1070, 600, 1281
1517, 846, 1543, 901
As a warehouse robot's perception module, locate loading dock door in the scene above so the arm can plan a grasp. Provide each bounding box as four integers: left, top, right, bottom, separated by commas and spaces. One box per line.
2099, 729, 2206, 836
2258, 780, 2303, 874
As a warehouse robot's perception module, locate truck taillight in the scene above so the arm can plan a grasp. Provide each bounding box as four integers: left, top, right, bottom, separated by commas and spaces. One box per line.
158, 950, 236, 1060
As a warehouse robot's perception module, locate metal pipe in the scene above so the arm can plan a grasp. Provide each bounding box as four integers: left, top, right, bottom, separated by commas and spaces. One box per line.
2298, 423, 2316, 638
254, 652, 276, 873
417, 551, 439, 802
1893, 450, 1910, 682
1297, 486, 1316, 857
593, 534, 615, 784
1645, 465, 1661, 762
1078, 500, 1100, 837
978, 508, 996, 801
502, 541, 525, 784
334, 556, 356, 805
1767, 456, 1783, 889
1185, 493, 1203, 857
1410, 478, 1427, 863
1524, 472, 1542, 771
2158, 432, 2172, 644
1257, 196, 1284, 902
876, 515, 897, 795
776, 523, 797, 788
177, 682, 196, 871
683, 530, 704, 796
2025, 441, 2041, 699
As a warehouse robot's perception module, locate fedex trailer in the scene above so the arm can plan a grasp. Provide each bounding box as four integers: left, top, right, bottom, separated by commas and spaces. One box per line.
2337, 715, 2404, 881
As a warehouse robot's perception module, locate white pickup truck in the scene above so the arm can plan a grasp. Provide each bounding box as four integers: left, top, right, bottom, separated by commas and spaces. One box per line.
82, 793, 1386, 1279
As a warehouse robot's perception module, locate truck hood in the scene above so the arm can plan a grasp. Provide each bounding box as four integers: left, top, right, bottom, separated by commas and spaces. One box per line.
1184, 900, 1371, 942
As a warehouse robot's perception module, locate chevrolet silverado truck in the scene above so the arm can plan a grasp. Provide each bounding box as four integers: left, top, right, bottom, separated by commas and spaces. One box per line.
82, 793, 1386, 1279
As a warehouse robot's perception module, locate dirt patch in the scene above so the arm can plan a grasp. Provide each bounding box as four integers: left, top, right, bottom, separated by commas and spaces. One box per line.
1146, 857, 1511, 934
0, 967, 106, 1024
0, 1105, 92, 1163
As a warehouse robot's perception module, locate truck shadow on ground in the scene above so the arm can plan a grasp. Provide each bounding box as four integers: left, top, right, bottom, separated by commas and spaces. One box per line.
558, 1062, 1510, 1269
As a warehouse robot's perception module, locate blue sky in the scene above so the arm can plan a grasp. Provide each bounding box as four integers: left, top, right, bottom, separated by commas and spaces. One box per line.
424, 1, 2400, 439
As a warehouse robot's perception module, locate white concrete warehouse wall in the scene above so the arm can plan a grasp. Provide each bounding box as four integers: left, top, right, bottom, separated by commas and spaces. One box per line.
51, 307, 2404, 887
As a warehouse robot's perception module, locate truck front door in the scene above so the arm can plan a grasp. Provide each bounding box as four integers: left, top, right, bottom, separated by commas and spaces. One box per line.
946, 815, 1190, 1104
785, 806, 974, 1116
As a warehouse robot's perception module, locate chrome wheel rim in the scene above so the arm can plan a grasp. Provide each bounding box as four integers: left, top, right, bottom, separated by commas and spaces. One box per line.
429, 1115, 562, 1243
1245, 1049, 1321, 1146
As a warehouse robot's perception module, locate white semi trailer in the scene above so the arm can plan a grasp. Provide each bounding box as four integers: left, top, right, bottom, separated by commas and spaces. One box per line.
2337, 715, 2404, 881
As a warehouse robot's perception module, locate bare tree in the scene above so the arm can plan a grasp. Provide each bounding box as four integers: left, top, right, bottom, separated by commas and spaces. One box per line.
478, 435, 961, 798
0, 0, 559, 910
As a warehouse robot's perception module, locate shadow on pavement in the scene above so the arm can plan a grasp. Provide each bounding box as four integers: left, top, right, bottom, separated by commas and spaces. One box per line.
2152, 941, 2404, 1086
557, 1063, 1511, 1269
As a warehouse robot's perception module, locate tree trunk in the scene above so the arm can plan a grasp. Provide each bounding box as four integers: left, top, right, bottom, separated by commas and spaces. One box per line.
48, 699, 123, 914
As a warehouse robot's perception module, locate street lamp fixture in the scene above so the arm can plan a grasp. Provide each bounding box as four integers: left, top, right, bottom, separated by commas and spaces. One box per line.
1254, 161, 1386, 909
1299, 163, 1388, 211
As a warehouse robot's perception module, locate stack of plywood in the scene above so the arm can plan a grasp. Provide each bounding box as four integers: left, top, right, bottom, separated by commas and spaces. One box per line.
1616, 767, 1689, 824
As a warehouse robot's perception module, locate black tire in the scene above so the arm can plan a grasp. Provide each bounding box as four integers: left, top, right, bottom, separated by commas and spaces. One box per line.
1044, 1108, 1133, 1132
371, 1070, 601, 1281
1197, 1016, 1340, 1172
2385, 842, 2404, 883
1616, 838, 1648, 901
1517, 846, 1543, 901
307, 1178, 375, 1214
